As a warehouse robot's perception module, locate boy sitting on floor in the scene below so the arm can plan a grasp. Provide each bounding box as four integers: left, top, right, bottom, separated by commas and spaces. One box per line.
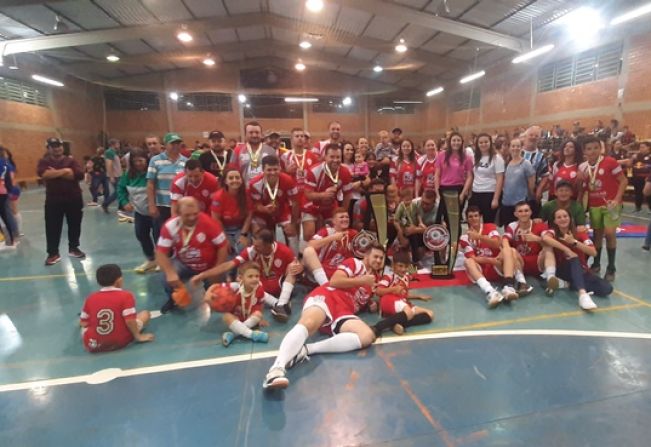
372, 252, 434, 336
80, 264, 154, 353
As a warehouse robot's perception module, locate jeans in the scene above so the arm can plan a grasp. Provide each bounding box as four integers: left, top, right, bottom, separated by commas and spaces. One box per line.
0, 195, 14, 245
152, 206, 172, 243
45, 197, 83, 256
134, 212, 155, 260
90, 173, 109, 203
103, 178, 119, 208
556, 257, 613, 296
162, 258, 202, 299
632, 176, 651, 211
224, 226, 244, 260
644, 221, 651, 247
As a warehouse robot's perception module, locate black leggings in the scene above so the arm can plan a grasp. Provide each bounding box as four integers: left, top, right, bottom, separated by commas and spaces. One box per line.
0, 195, 14, 245
469, 191, 497, 223
557, 257, 613, 296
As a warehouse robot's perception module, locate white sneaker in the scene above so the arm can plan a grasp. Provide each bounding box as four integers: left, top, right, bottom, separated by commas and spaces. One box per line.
579, 293, 598, 311
501, 285, 519, 302
486, 290, 504, 309
286, 345, 309, 369
0, 243, 17, 252
134, 260, 157, 274
263, 367, 289, 390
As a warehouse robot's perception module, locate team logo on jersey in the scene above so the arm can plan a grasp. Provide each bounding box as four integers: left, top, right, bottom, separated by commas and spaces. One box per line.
196, 232, 206, 243
423, 224, 450, 251
570, 171, 577, 178
403, 172, 413, 183
517, 244, 531, 256
598, 169, 604, 175
202, 189, 210, 197
274, 258, 283, 268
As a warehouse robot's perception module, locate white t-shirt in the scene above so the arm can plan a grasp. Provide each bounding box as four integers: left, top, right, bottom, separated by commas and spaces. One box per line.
472, 154, 505, 193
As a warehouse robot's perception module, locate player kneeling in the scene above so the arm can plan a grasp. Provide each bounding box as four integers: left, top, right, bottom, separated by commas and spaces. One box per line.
205, 262, 276, 346
372, 252, 434, 336
80, 264, 154, 353
263, 243, 385, 391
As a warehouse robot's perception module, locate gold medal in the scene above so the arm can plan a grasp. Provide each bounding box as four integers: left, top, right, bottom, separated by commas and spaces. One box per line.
259, 244, 276, 277
179, 224, 196, 254
247, 143, 262, 170
324, 162, 339, 186
586, 156, 602, 192
211, 150, 226, 172
238, 283, 257, 318
264, 177, 279, 208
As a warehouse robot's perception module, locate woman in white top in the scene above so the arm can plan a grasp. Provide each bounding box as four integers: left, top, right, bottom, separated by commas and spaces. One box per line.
469, 133, 505, 223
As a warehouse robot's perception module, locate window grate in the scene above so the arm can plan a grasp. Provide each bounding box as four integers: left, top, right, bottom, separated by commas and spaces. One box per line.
0, 77, 48, 107
104, 89, 160, 111
177, 93, 232, 112
449, 89, 480, 112
312, 96, 358, 114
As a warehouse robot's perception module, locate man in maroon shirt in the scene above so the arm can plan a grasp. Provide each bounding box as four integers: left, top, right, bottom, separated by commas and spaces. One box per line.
37, 137, 86, 265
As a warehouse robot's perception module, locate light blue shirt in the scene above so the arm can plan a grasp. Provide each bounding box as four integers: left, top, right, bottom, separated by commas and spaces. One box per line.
146, 152, 187, 207
502, 159, 535, 206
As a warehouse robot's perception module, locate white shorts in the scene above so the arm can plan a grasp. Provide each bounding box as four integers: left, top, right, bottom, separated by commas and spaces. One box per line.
301, 212, 318, 223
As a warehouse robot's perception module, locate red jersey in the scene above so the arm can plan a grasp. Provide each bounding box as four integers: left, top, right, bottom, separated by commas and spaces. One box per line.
459, 223, 500, 258
80, 287, 136, 352
210, 188, 250, 228
303, 162, 353, 214
233, 242, 295, 295
390, 160, 419, 189
543, 229, 593, 271
313, 139, 335, 157
156, 213, 228, 272
503, 221, 547, 257
312, 227, 358, 276
248, 173, 298, 217
170, 171, 220, 213
418, 155, 437, 192
378, 272, 410, 298
214, 282, 268, 321
280, 150, 320, 187
579, 156, 623, 207
551, 162, 579, 198
334, 257, 375, 314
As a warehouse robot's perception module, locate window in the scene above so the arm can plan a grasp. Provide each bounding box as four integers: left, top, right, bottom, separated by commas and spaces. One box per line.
537, 42, 623, 93
312, 96, 358, 113
104, 90, 160, 111
243, 96, 303, 119
0, 76, 48, 107
449, 89, 480, 112
177, 93, 232, 112
374, 98, 417, 114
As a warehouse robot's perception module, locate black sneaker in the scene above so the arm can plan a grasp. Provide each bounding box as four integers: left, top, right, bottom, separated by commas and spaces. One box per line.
160, 298, 178, 314
271, 304, 289, 323
589, 263, 601, 274
642, 246, 650, 252
68, 248, 86, 259
45, 254, 61, 266
516, 282, 533, 297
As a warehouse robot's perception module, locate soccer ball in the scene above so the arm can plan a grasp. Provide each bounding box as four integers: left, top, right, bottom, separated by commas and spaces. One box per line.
208, 284, 239, 313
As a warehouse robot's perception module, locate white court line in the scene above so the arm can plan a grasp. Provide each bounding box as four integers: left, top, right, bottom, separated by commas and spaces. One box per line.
2, 329, 651, 393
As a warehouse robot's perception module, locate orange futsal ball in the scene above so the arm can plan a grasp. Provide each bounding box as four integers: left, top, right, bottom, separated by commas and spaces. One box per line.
209, 284, 239, 313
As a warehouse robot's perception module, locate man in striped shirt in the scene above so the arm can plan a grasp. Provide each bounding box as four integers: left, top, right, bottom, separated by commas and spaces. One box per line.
147, 132, 187, 241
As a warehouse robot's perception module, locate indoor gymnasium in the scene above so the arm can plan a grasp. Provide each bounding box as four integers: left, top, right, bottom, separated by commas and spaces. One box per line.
2, 1, 651, 446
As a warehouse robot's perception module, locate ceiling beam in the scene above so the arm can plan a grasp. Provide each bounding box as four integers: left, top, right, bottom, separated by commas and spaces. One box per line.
335, 0, 527, 52
0, 0, 67, 6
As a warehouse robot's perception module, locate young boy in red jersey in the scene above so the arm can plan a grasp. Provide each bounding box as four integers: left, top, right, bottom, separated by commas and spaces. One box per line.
80, 264, 153, 353
205, 262, 276, 347
372, 252, 433, 336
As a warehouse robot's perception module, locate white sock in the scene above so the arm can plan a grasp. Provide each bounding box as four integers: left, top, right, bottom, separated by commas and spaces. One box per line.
263, 293, 278, 307
515, 269, 526, 283
14, 213, 21, 233
313, 267, 328, 286
243, 314, 261, 329
288, 236, 299, 256
476, 277, 494, 294
545, 266, 556, 277
306, 332, 362, 355
277, 281, 294, 306
272, 324, 309, 369
229, 320, 253, 338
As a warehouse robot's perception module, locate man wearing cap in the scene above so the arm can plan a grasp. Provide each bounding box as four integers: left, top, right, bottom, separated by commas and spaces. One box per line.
147, 132, 188, 241
37, 137, 86, 265
233, 121, 276, 186
199, 130, 232, 182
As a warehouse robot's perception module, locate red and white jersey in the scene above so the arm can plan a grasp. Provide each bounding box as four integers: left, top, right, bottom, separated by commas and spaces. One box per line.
378, 272, 410, 299
503, 221, 547, 257
312, 227, 358, 274
156, 213, 228, 272
313, 139, 334, 157
80, 287, 136, 352
233, 242, 295, 282
460, 223, 500, 258
280, 150, 320, 187
303, 162, 353, 212
219, 282, 269, 321
551, 162, 579, 198
232, 142, 276, 185
210, 188, 250, 228
418, 155, 437, 192
248, 173, 298, 211
334, 257, 375, 314
390, 160, 420, 189
170, 171, 220, 213
579, 156, 623, 207
542, 230, 593, 271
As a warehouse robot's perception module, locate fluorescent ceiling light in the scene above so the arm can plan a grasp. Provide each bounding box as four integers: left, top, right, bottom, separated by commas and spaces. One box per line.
426, 87, 444, 97
393, 100, 422, 104
460, 70, 485, 84
611, 3, 651, 25
169, 92, 179, 101
306, 0, 324, 13
238, 94, 247, 103
342, 96, 352, 106
395, 38, 407, 53
284, 97, 318, 103
202, 58, 215, 66
295, 62, 306, 71
512, 44, 554, 64
299, 41, 312, 49
177, 31, 193, 42
373, 65, 383, 73
31, 74, 64, 87
106, 54, 120, 62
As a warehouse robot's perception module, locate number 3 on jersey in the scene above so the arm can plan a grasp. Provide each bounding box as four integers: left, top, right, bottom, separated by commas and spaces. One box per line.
96, 309, 115, 335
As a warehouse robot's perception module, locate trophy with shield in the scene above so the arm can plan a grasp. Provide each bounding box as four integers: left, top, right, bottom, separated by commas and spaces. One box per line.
423, 190, 461, 278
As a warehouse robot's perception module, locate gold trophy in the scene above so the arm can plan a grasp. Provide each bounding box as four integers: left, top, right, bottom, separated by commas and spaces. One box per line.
425, 190, 460, 278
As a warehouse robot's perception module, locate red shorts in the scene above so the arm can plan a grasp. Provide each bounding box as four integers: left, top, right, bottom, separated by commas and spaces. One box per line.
482, 263, 502, 282
303, 285, 357, 336
82, 329, 133, 353
262, 277, 282, 297
252, 205, 292, 229
521, 255, 542, 276
232, 303, 263, 322
380, 294, 411, 316
302, 201, 336, 222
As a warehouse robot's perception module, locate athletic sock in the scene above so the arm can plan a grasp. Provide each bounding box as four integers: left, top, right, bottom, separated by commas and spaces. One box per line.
306, 332, 362, 355
545, 266, 556, 278
229, 320, 253, 338
403, 312, 433, 328
476, 277, 494, 294
372, 311, 409, 335
271, 324, 309, 369
243, 314, 262, 329
514, 269, 526, 284
313, 267, 328, 286
594, 246, 602, 266
606, 248, 616, 271
277, 281, 294, 306
263, 293, 278, 307
288, 236, 299, 256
